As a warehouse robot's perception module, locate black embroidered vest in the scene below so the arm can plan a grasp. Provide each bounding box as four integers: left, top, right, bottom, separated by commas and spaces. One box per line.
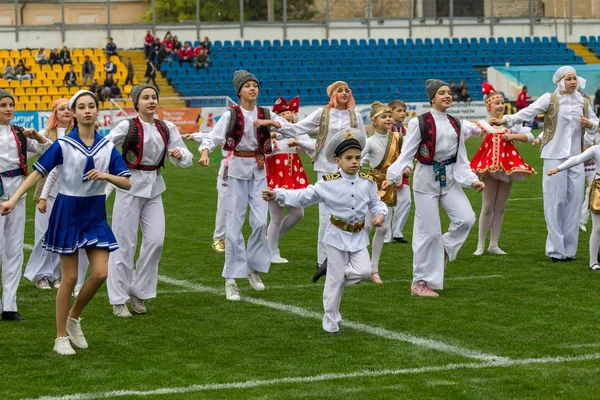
122, 117, 170, 170
416, 112, 461, 163
223, 105, 272, 154
10, 125, 28, 176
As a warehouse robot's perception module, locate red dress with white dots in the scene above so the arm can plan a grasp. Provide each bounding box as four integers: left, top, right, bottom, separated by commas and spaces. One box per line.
266, 137, 311, 189
469, 121, 535, 182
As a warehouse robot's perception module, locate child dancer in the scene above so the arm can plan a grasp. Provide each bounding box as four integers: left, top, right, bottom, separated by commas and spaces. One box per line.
276, 81, 366, 279
199, 71, 290, 300
383, 79, 485, 297
385, 99, 411, 244
579, 130, 600, 232
183, 132, 229, 253
263, 128, 387, 334
0, 89, 52, 321
24, 98, 75, 289
106, 84, 192, 317
361, 102, 401, 284
266, 96, 315, 263
467, 82, 535, 255
490, 66, 599, 262
548, 145, 600, 269
0, 90, 131, 354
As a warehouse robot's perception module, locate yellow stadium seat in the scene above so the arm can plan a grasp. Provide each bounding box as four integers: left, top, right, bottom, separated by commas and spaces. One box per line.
30, 95, 41, 103
51, 64, 62, 72
30, 64, 41, 74
125, 100, 133, 108
21, 49, 31, 58
9, 49, 20, 58
25, 87, 36, 95
48, 87, 58, 95
45, 72, 57, 80
18, 96, 28, 103
69, 86, 78, 94
83, 48, 94, 56
41, 64, 51, 72
25, 58, 35, 66
9, 80, 20, 87
20, 80, 31, 87
0, 78, 8, 87
15, 103, 25, 111
101, 101, 110, 109
41, 95, 52, 104
0, 50, 9, 58
14, 87, 25, 96
73, 49, 83, 57
94, 48, 105, 56
37, 87, 47, 95
53, 79, 63, 87
123, 85, 132, 94
52, 95, 61, 102
31, 80, 42, 88
25, 103, 36, 111
58, 87, 69, 95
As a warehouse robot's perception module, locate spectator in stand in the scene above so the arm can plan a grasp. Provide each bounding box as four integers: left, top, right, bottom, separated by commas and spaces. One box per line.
90, 79, 104, 99
103, 73, 115, 91
144, 29, 155, 58
48, 48, 61, 66
172, 35, 182, 57
35, 48, 47, 65
81, 55, 95, 87
63, 65, 79, 88
179, 42, 194, 67
109, 83, 122, 99
162, 32, 174, 59
449, 80, 459, 101
104, 56, 117, 74
457, 80, 467, 93
202, 36, 212, 54
457, 87, 472, 102
194, 46, 209, 72
3, 61, 15, 81
59, 46, 72, 65
516, 86, 530, 111
150, 37, 161, 64
595, 85, 600, 117
15, 59, 33, 80
106, 37, 118, 56
125, 57, 134, 85
145, 57, 159, 90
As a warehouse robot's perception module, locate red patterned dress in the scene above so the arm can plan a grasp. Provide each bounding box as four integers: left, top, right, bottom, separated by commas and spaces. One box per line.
469, 120, 535, 182
266, 135, 314, 189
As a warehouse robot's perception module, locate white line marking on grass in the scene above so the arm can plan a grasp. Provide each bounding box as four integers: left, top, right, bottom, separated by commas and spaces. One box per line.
23, 244, 34, 251
157, 275, 507, 362
18, 289, 194, 302
266, 275, 504, 290
564, 343, 600, 349
507, 197, 543, 202
25, 353, 600, 400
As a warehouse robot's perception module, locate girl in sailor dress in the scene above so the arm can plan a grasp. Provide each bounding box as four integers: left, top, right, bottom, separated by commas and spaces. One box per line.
1, 90, 131, 355
466, 82, 535, 255
266, 96, 315, 263
579, 130, 600, 232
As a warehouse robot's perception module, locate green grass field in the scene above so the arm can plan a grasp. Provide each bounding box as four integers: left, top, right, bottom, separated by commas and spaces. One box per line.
4, 132, 600, 400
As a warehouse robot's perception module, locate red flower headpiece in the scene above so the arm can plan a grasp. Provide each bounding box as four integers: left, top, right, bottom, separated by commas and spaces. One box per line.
482, 81, 504, 106
481, 81, 497, 96
272, 96, 300, 114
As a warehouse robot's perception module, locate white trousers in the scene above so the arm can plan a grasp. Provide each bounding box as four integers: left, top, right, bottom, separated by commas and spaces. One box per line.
107, 191, 165, 305
580, 172, 594, 226
316, 172, 331, 265
223, 176, 270, 279
542, 159, 584, 259
0, 197, 25, 312
214, 174, 227, 240
412, 185, 476, 290
385, 185, 412, 242
322, 245, 370, 333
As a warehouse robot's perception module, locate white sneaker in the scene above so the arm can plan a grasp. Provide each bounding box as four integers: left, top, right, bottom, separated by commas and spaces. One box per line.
66, 316, 88, 349
225, 279, 241, 301
36, 277, 51, 290
270, 255, 289, 264
113, 304, 132, 318
53, 336, 76, 355
72, 283, 83, 298
129, 294, 147, 314
51, 279, 61, 289
580, 224, 587, 232
247, 268, 265, 291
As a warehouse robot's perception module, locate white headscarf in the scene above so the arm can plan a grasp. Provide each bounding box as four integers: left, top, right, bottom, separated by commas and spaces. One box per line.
552, 66, 586, 93
69, 90, 95, 109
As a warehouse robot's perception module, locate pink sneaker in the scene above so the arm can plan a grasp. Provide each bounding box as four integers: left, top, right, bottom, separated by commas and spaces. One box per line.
411, 281, 439, 297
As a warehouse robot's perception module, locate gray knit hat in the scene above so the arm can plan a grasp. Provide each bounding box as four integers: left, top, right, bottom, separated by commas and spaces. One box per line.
131, 84, 159, 110
233, 70, 259, 96
425, 79, 450, 101
0, 88, 14, 103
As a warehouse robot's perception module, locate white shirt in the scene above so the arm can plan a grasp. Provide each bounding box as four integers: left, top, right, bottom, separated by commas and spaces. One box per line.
386, 108, 479, 195
106, 118, 193, 198
361, 131, 392, 168
199, 107, 290, 181
558, 145, 600, 173
463, 120, 534, 142
274, 170, 388, 252
0, 124, 51, 200
276, 107, 367, 173
505, 92, 599, 159
269, 134, 315, 158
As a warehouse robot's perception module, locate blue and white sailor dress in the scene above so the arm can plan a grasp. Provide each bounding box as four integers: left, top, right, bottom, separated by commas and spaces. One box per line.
33, 129, 131, 254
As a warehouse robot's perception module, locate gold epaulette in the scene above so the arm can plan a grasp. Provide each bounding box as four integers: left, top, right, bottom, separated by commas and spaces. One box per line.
322, 173, 341, 181
359, 172, 375, 182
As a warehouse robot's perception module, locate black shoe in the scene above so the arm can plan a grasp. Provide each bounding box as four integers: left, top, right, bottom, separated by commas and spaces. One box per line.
2, 311, 26, 322
565, 257, 575, 262
313, 258, 328, 283
550, 257, 566, 263
327, 330, 341, 335
394, 237, 408, 243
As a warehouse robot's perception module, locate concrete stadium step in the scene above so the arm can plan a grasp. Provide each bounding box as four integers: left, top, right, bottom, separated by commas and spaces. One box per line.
568, 43, 600, 64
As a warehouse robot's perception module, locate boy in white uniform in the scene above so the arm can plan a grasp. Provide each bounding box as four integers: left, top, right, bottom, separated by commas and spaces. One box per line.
263, 128, 387, 334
